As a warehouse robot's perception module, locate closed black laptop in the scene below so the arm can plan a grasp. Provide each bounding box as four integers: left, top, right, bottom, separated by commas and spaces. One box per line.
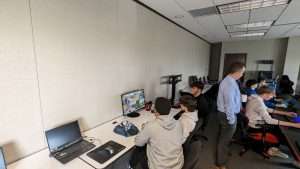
0, 147, 6, 169
45, 121, 95, 164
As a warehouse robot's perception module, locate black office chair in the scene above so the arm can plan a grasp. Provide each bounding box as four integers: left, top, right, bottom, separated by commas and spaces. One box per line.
182, 120, 205, 169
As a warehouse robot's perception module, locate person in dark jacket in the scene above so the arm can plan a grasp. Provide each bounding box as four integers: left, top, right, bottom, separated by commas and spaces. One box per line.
190, 82, 210, 131
278, 75, 294, 95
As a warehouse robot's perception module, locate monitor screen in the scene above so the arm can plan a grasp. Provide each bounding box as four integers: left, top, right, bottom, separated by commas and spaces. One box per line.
121, 89, 145, 115
0, 148, 6, 169
45, 121, 82, 153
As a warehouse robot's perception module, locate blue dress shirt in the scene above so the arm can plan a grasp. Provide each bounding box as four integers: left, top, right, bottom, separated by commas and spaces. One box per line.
217, 76, 241, 124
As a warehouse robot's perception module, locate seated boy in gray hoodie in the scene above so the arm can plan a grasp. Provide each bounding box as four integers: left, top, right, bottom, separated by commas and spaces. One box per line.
131, 97, 184, 169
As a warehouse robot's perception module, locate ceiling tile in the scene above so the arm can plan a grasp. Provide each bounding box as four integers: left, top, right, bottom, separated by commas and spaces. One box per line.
276, 0, 300, 25
139, 0, 185, 18
196, 14, 229, 41
266, 24, 298, 38
175, 0, 214, 11
173, 14, 210, 38
221, 10, 250, 25
286, 25, 300, 37
250, 5, 287, 23
213, 0, 243, 5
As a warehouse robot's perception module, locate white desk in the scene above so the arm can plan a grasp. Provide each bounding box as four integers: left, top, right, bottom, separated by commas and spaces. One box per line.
80, 110, 155, 169
7, 149, 92, 169
7, 109, 177, 169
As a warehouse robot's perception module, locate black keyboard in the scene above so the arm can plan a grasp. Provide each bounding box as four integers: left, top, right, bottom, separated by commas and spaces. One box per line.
55, 140, 95, 164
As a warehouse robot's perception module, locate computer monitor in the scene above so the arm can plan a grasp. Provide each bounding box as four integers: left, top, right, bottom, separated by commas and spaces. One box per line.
45, 121, 82, 154
121, 89, 145, 117
0, 147, 6, 169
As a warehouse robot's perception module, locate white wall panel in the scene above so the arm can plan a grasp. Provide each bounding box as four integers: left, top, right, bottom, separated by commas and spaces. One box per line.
0, 0, 210, 163
30, 0, 210, 138
0, 0, 45, 163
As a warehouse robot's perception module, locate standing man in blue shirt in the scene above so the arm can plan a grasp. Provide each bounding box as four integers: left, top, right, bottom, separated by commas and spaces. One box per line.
215, 62, 245, 169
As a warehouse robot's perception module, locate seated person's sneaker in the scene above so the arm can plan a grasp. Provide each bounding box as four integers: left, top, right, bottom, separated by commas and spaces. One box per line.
267, 147, 289, 159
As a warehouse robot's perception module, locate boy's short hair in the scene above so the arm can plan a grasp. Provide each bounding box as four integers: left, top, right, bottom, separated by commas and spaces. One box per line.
245, 79, 258, 88
257, 86, 274, 95
191, 82, 204, 90
179, 95, 197, 112
228, 62, 245, 74
155, 97, 171, 115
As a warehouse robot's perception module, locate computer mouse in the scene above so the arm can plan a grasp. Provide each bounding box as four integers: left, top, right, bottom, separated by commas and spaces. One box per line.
105, 147, 114, 154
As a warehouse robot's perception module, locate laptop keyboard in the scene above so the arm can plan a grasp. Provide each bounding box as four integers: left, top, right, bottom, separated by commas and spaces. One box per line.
55, 140, 95, 164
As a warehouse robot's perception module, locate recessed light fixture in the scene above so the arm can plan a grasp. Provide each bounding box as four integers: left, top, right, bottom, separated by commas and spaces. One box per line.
218, 0, 290, 14
174, 15, 184, 19
231, 32, 265, 38
227, 21, 273, 30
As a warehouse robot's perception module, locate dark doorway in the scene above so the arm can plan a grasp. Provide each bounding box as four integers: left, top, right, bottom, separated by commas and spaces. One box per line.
223, 53, 247, 78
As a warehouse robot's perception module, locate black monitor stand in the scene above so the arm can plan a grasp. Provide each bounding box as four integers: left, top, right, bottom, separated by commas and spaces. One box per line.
127, 112, 140, 118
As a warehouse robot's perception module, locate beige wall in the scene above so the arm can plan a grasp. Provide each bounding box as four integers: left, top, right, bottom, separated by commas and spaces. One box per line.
284, 37, 300, 90
220, 39, 288, 80
0, 0, 210, 163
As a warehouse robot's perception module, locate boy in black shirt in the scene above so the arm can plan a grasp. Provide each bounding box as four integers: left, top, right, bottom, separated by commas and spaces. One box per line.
191, 82, 210, 131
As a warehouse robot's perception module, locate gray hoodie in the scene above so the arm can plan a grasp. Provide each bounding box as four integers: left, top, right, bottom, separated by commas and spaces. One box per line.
135, 114, 184, 169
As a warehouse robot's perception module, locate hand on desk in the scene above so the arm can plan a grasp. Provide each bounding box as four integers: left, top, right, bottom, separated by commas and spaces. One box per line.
287, 112, 298, 118
276, 103, 287, 108
292, 123, 300, 128
141, 123, 146, 129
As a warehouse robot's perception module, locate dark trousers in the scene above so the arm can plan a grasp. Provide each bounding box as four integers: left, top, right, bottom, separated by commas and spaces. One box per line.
216, 111, 237, 167
129, 146, 149, 169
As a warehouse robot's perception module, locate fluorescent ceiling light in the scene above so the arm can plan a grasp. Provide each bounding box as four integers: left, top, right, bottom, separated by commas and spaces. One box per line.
227, 21, 273, 30
218, 0, 289, 14
231, 32, 265, 37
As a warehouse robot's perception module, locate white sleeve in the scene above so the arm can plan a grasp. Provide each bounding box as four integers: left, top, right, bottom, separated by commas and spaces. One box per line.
256, 102, 279, 125
135, 124, 150, 147
180, 117, 195, 143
